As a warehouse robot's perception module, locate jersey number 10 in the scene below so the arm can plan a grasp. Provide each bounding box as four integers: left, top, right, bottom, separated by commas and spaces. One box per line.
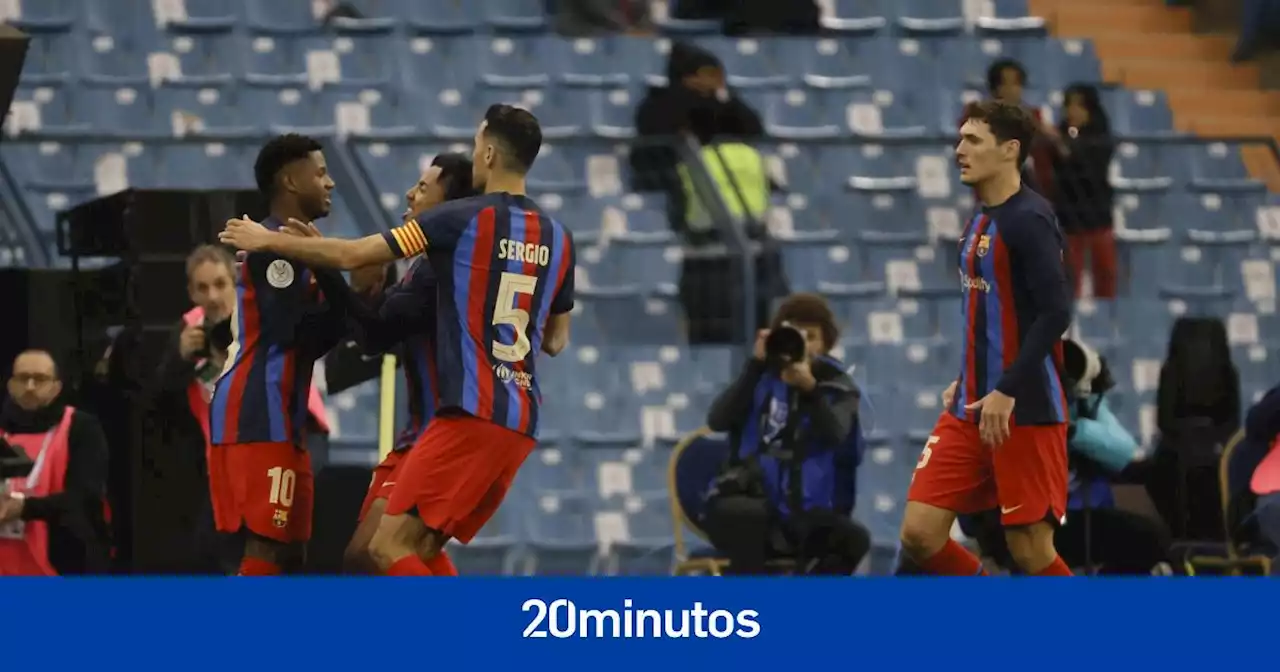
493, 271, 538, 363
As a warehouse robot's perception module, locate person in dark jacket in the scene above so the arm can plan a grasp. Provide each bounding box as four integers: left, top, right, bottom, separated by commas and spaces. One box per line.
146, 245, 241, 573
629, 40, 764, 237
0, 349, 110, 575
701, 293, 869, 575
1050, 84, 1117, 298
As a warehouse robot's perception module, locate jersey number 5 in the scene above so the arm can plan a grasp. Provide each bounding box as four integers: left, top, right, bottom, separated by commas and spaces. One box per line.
493, 271, 538, 363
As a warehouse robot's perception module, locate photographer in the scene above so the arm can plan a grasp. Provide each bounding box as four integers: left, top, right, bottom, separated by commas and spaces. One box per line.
146, 245, 241, 572
702, 294, 869, 574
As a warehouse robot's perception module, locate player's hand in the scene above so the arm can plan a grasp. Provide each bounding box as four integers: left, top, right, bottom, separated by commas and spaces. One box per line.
965, 390, 1015, 447
941, 380, 958, 409
233, 250, 247, 276
178, 324, 206, 361
0, 495, 24, 523
751, 329, 770, 361
282, 218, 322, 238
219, 215, 273, 252
350, 264, 387, 296
780, 359, 817, 392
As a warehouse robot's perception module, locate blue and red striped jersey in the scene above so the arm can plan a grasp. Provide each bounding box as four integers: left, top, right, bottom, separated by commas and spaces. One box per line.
210, 218, 348, 446
369, 260, 440, 450
948, 187, 1073, 426
382, 193, 576, 438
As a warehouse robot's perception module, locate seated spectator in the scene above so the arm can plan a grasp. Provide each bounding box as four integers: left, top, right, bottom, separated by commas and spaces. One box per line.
0, 349, 111, 575
1051, 84, 1117, 299
1150, 317, 1240, 540
701, 294, 869, 575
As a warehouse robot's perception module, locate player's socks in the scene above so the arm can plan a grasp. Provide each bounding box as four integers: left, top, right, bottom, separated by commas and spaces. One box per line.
387, 555, 434, 576
1033, 555, 1073, 576
238, 557, 281, 576
427, 551, 458, 577
919, 540, 988, 576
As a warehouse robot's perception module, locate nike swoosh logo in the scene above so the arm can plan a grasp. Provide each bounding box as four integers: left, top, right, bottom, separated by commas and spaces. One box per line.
1001, 505, 1022, 514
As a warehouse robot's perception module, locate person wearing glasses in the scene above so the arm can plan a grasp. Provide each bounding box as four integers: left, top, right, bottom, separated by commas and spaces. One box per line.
0, 349, 110, 575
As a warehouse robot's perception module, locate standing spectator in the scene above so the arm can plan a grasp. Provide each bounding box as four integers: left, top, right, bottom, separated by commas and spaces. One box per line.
629, 42, 783, 344
630, 40, 764, 219
702, 294, 869, 575
1051, 84, 1117, 298
985, 59, 1056, 196
0, 349, 110, 575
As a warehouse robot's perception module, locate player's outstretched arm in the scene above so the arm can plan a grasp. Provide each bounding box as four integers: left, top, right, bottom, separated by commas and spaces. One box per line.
220, 217, 398, 270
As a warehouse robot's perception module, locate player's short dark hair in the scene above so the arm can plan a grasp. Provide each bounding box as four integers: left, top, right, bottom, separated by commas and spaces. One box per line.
482, 104, 542, 174
986, 58, 1027, 93
254, 133, 324, 197
962, 100, 1036, 165
431, 153, 478, 201
772, 293, 839, 352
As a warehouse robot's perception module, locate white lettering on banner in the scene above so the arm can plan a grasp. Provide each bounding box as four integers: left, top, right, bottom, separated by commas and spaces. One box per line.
497, 238, 551, 267
521, 598, 761, 639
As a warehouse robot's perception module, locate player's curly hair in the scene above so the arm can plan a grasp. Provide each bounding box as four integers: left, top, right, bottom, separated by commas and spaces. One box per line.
962, 99, 1036, 166
482, 104, 542, 175
771, 293, 839, 352
253, 133, 324, 198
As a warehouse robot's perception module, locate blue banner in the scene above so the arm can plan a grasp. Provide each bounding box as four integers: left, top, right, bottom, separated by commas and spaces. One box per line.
9, 578, 1274, 668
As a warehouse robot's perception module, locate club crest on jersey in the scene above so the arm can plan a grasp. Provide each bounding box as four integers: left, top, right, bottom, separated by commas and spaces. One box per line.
266, 259, 295, 288
976, 235, 991, 257
272, 508, 289, 528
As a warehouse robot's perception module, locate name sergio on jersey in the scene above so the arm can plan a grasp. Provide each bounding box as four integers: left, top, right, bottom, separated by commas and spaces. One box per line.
497, 238, 551, 267
960, 272, 991, 294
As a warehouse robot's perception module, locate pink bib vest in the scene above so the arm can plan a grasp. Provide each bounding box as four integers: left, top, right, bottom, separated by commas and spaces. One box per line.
0, 406, 75, 576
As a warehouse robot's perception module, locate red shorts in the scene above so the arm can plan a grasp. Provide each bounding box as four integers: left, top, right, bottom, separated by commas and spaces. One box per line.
385, 414, 535, 544
906, 412, 1068, 527
208, 442, 314, 543
358, 450, 408, 522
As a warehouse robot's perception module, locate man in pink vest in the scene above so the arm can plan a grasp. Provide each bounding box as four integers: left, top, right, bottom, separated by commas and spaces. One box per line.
0, 349, 110, 575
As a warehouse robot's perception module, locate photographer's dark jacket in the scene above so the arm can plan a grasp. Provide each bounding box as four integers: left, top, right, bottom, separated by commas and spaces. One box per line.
706, 355, 862, 517
0, 399, 109, 575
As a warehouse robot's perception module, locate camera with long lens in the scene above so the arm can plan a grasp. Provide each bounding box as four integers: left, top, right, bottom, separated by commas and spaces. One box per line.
195, 318, 234, 360
764, 322, 807, 371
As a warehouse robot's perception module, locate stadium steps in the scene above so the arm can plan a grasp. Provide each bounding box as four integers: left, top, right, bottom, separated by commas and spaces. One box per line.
1029, 0, 1280, 192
